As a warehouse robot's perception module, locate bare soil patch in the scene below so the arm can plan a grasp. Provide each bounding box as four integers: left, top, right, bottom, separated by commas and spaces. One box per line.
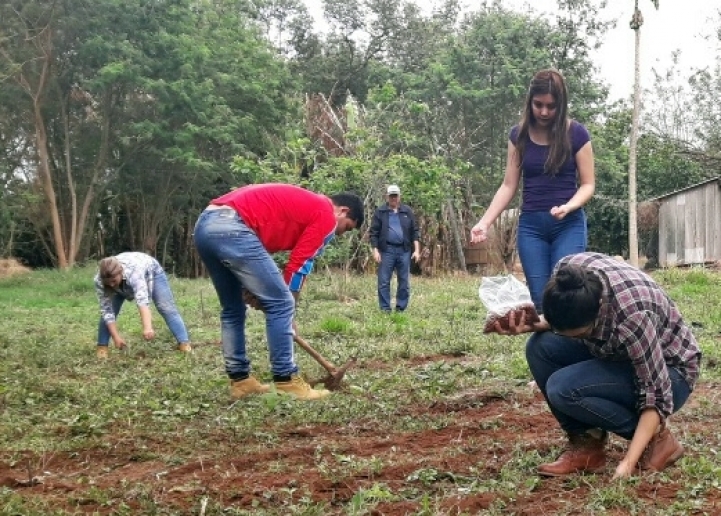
1, 383, 719, 514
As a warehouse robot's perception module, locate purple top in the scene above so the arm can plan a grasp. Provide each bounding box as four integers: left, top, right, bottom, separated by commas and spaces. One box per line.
510, 120, 591, 212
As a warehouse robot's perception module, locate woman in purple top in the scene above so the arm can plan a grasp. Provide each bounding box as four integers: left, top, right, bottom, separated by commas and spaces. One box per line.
470, 69, 595, 312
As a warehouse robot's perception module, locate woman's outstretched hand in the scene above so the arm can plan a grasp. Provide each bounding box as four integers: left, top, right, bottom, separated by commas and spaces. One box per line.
470, 221, 489, 244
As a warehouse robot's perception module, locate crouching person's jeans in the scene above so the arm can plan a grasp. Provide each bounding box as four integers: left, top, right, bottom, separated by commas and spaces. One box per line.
193, 207, 297, 379
525, 331, 691, 440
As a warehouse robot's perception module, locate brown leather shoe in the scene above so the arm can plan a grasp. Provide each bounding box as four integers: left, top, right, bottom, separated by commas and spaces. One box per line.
638, 426, 684, 472
538, 431, 607, 477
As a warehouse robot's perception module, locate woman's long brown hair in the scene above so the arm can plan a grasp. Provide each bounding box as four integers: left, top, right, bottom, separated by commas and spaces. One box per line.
515, 69, 571, 175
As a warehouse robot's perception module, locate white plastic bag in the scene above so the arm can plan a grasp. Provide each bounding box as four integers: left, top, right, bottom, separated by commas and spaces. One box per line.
478, 275, 539, 333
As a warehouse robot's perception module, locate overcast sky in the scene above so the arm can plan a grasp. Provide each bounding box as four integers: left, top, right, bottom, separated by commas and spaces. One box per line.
302, 0, 720, 101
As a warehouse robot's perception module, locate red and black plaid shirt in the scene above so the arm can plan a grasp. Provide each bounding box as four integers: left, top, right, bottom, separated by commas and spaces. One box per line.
556, 253, 702, 419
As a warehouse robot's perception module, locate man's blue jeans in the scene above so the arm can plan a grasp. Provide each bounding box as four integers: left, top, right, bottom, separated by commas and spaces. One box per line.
377, 246, 411, 311
97, 270, 189, 345
517, 209, 587, 313
193, 208, 297, 379
526, 331, 692, 440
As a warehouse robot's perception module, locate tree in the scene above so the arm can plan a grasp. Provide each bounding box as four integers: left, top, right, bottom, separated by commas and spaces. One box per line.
0, 0, 145, 267
0, 2, 69, 266
104, 0, 295, 261
627, 0, 659, 267
0, 0, 296, 270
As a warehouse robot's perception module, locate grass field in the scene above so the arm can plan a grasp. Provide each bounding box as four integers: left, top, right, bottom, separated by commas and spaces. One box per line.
0, 265, 720, 515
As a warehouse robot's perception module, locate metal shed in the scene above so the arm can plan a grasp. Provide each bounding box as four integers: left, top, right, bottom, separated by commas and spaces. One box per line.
655, 177, 721, 266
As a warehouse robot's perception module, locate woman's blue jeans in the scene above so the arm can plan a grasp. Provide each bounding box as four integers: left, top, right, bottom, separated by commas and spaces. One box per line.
97, 270, 189, 345
377, 246, 411, 311
526, 331, 692, 440
193, 208, 297, 379
517, 209, 587, 313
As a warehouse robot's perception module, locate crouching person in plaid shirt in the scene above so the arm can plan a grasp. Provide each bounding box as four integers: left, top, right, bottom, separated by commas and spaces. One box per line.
492, 252, 701, 478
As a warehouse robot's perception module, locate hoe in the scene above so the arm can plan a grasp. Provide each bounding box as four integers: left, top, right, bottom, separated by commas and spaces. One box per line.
293, 334, 356, 391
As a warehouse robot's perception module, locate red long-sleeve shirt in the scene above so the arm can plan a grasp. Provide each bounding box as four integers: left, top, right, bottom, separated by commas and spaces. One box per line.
211, 184, 336, 291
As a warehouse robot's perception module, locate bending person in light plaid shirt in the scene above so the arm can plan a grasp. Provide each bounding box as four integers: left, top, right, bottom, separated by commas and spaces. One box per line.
491, 252, 701, 479
94, 252, 192, 358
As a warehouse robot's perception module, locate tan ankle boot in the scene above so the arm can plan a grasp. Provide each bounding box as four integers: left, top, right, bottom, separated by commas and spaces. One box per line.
230, 376, 271, 399
96, 347, 109, 359
177, 343, 193, 353
538, 431, 607, 477
275, 375, 330, 400
638, 426, 684, 472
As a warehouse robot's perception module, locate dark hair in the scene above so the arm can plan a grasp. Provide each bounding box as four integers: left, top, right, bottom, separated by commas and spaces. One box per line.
516, 68, 571, 175
331, 192, 365, 229
543, 264, 602, 331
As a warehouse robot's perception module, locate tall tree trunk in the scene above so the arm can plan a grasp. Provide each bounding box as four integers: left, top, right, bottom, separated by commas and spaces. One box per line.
628, 6, 643, 267
60, 95, 77, 265
60, 87, 112, 266
34, 100, 68, 268
5, 24, 69, 268
75, 89, 112, 263
25, 31, 68, 269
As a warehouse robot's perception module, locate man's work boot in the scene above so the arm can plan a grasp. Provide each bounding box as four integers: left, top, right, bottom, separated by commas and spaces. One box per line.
638, 426, 684, 472
96, 346, 109, 359
538, 430, 607, 477
230, 376, 271, 399
275, 375, 330, 401
177, 343, 193, 353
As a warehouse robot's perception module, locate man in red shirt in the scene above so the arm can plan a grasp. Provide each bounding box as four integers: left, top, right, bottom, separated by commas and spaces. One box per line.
194, 183, 364, 401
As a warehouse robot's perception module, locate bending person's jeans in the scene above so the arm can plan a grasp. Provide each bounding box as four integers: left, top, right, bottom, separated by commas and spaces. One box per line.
97, 270, 189, 345
517, 209, 587, 313
193, 207, 296, 379
526, 331, 691, 440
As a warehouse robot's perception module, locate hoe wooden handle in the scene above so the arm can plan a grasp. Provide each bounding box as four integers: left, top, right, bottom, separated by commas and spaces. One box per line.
293, 334, 337, 374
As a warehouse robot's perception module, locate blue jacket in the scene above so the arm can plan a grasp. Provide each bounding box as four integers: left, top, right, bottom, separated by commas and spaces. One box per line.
369, 204, 420, 252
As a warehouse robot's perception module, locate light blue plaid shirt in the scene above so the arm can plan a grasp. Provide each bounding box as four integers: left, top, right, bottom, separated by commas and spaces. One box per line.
94, 252, 163, 323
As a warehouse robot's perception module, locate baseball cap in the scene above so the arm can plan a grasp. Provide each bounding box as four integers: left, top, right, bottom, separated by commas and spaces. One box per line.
387, 184, 400, 195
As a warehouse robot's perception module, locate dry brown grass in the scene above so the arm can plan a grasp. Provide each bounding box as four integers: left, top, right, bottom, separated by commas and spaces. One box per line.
0, 258, 31, 278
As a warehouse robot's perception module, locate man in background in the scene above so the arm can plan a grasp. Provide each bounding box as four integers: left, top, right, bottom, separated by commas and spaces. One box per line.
369, 184, 420, 312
